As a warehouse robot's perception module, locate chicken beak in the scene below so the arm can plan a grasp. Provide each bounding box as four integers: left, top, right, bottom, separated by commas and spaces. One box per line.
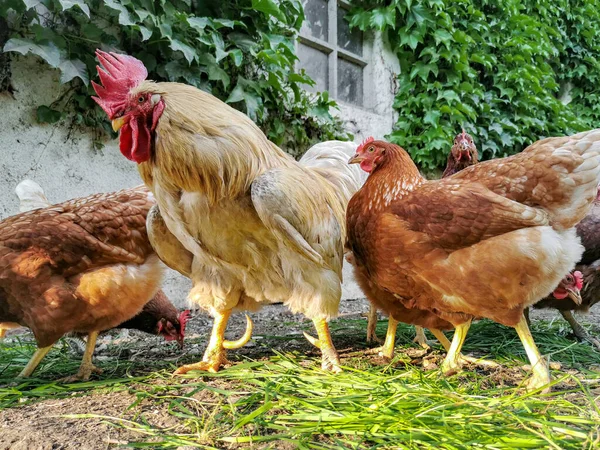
348, 154, 364, 164
567, 288, 583, 306
111, 117, 126, 132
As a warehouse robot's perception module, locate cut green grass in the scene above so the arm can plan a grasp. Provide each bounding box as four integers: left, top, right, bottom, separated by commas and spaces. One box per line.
1, 318, 599, 449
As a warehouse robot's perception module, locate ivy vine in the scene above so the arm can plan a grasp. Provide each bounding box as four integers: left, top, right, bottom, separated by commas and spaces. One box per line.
1, 0, 351, 156
349, 0, 600, 170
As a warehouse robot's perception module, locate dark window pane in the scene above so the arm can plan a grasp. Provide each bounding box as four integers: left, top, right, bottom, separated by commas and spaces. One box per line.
301, 0, 328, 41
337, 58, 363, 105
298, 43, 329, 93
337, 6, 362, 56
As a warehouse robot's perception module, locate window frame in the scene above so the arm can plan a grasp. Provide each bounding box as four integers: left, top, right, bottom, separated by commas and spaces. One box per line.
297, 0, 368, 104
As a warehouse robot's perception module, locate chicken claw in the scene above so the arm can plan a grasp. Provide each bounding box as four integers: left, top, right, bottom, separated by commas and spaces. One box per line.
560, 310, 600, 351
58, 363, 103, 383
304, 318, 341, 373
413, 326, 430, 349
58, 331, 102, 382
173, 311, 252, 375
514, 314, 551, 393
440, 320, 471, 375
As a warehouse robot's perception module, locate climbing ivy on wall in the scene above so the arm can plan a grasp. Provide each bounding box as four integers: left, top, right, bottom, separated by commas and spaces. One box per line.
0, 0, 351, 156
349, 0, 600, 170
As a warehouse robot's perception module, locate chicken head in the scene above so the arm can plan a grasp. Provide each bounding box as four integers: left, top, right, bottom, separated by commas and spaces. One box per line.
92, 50, 165, 163
552, 271, 584, 305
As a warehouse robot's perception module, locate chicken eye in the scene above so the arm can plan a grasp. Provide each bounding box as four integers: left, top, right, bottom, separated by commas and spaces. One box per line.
138, 95, 145, 103
368, 147, 374, 153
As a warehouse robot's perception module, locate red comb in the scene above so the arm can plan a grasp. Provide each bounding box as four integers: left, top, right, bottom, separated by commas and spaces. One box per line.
574, 271, 584, 290
178, 310, 191, 336
92, 49, 148, 119
357, 136, 375, 153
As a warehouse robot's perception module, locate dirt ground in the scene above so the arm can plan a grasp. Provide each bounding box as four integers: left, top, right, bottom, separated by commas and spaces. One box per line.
1, 298, 599, 450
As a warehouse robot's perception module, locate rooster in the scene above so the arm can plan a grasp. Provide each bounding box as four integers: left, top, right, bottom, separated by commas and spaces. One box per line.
11, 179, 190, 347
92, 51, 366, 374
0, 186, 165, 381
346, 130, 600, 392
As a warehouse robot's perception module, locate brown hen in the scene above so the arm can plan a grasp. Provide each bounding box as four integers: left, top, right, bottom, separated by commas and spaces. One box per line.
0, 186, 163, 380
346, 130, 600, 392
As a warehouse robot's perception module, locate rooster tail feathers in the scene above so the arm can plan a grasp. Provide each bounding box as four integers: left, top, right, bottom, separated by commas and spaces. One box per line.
15, 179, 51, 212
300, 140, 368, 207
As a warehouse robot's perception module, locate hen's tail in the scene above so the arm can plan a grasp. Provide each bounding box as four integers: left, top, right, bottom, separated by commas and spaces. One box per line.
453, 129, 600, 229
300, 140, 367, 207
15, 179, 51, 212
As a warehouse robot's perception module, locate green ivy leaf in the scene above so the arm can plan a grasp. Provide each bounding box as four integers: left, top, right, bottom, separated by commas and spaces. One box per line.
370, 7, 395, 30
230, 49, 243, 67
58, 57, 89, 85
212, 33, 228, 62
58, 0, 90, 18
36, 105, 62, 124
423, 110, 441, 126
3, 38, 60, 68
104, 0, 135, 26
170, 39, 197, 63
137, 25, 153, 41
187, 17, 211, 32
252, 0, 286, 23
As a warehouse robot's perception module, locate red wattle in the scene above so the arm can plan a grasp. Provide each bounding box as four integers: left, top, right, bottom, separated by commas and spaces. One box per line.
360, 160, 374, 173
128, 116, 151, 163
119, 122, 134, 161
552, 288, 568, 300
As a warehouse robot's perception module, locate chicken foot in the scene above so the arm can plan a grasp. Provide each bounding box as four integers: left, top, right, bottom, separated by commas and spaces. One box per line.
365, 306, 383, 344
439, 321, 499, 374
413, 326, 430, 349
514, 314, 551, 393
440, 320, 471, 375
59, 331, 103, 382
174, 311, 253, 375
303, 318, 341, 373
18, 345, 53, 377
560, 310, 600, 351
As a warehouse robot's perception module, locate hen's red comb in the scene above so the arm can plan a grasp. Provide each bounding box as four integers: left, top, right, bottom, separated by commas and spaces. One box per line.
574, 271, 584, 290
178, 310, 191, 336
92, 50, 148, 119
357, 136, 375, 153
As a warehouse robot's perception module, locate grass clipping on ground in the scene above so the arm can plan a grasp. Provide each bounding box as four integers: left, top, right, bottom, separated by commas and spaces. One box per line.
1, 319, 599, 449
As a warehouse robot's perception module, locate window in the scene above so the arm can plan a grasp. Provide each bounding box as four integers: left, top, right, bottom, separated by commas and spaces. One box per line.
297, 0, 366, 107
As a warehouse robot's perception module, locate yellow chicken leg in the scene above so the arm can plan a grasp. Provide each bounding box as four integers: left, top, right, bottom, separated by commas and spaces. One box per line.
0, 328, 5, 339
19, 345, 53, 377
174, 311, 253, 375
303, 318, 341, 373
440, 320, 471, 375
430, 328, 452, 351
413, 326, 430, 349
378, 316, 399, 359
59, 331, 103, 382
439, 320, 496, 373
514, 314, 551, 393
365, 306, 383, 344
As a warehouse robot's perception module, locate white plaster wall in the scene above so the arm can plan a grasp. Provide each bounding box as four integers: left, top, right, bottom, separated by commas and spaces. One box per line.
338, 32, 399, 142
0, 55, 192, 307
0, 44, 398, 309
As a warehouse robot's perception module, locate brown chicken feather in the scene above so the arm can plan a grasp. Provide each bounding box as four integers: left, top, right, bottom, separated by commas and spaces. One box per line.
0, 186, 164, 379
347, 130, 600, 391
